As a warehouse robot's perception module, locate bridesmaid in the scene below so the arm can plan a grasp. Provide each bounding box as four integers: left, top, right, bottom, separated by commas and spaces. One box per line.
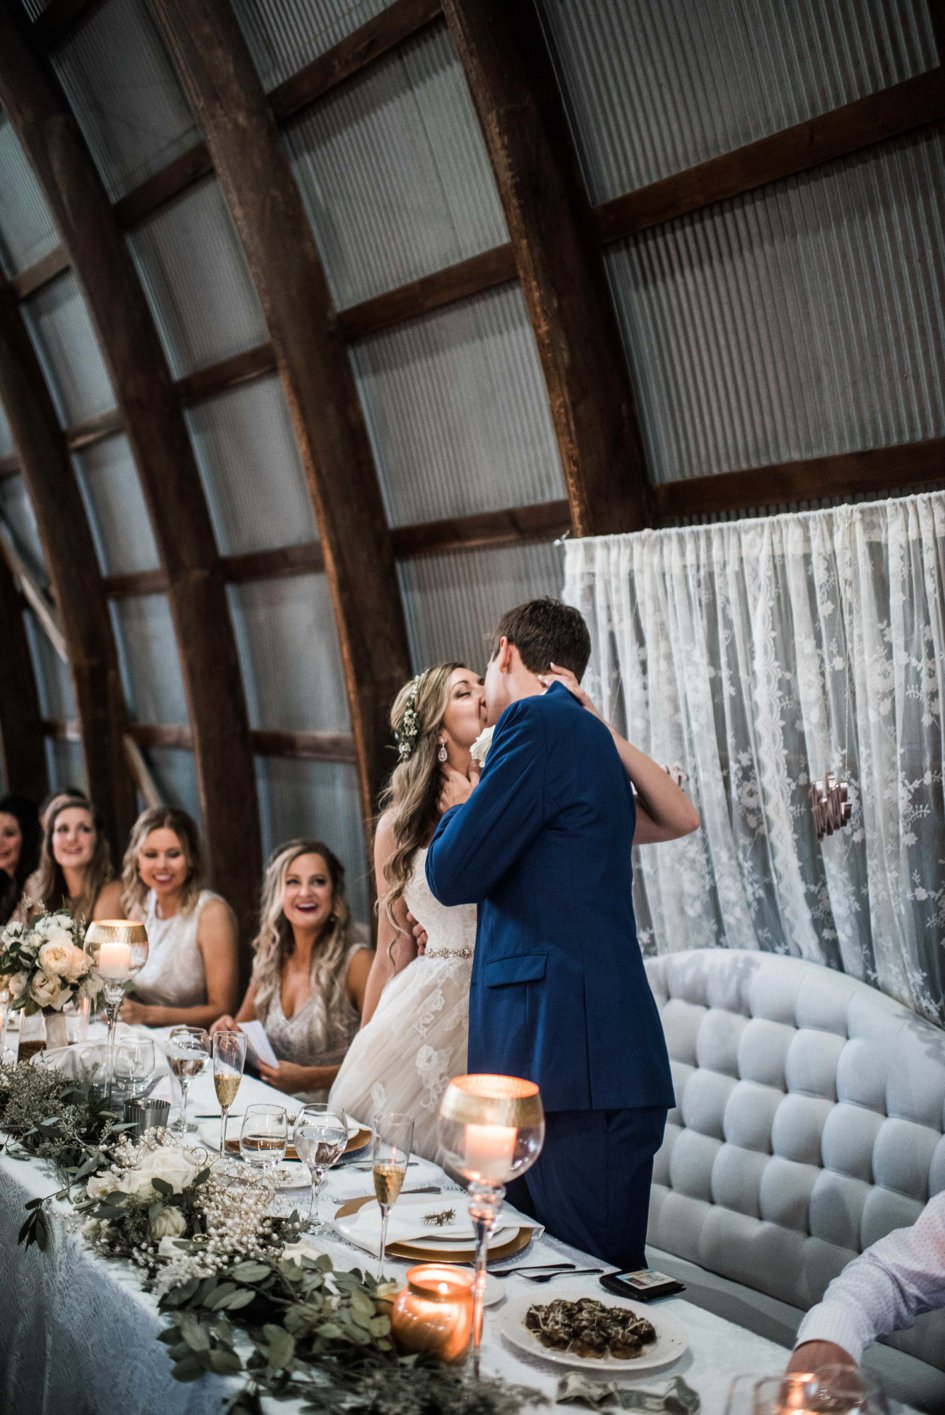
0, 794, 41, 926
212, 840, 372, 1101
119, 806, 239, 1030
14, 796, 122, 923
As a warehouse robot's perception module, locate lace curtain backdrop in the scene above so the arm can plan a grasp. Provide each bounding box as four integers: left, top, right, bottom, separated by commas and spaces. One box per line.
562, 492, 945, 1026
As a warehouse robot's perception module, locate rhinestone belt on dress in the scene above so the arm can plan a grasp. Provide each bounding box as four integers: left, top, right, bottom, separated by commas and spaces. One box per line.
424, 947, 473, 959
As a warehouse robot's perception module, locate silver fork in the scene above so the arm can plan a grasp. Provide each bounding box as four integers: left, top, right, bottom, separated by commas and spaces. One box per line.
521, 1266, 605, 1284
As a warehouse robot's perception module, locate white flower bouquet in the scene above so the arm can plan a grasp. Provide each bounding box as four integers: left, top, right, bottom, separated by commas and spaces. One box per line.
0, 911, 102, 1017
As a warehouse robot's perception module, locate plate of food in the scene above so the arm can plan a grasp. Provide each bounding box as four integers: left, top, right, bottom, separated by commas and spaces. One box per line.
499, 1283, 688, 1373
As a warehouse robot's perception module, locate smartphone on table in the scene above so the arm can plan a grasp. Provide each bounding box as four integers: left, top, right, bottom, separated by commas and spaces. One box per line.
599, 1268, 686, 1301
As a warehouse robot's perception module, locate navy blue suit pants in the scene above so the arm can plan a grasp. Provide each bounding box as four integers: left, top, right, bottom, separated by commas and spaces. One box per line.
506, 1106, 667, 1270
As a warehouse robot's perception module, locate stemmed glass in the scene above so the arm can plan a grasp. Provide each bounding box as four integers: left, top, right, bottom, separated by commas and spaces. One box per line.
167, 1027, 210, 1135
371, 1111, 414, 1281
240, 1104, 288, 1171
725, 1370, 889, 1413
438, 1075, 544, 1378
83, 920, 149, 1094
293, 1102, 349, 1234
212, 1030, 247, 1156
113, 1036, 156, 1101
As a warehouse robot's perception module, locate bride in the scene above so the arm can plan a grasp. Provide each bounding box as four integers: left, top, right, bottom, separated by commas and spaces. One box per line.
330, 662, 484, 1158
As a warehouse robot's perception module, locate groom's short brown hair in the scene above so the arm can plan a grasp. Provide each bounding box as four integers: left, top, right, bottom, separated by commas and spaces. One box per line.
488, 598, 591, 679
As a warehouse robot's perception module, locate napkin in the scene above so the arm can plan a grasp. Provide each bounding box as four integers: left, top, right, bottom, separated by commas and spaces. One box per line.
332, 1192, 543, 1253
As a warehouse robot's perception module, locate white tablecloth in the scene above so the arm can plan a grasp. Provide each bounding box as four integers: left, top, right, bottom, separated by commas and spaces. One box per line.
0, 1025, 798, 1414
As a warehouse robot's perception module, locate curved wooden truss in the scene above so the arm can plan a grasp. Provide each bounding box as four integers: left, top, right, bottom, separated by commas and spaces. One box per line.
0, 509, 47, 805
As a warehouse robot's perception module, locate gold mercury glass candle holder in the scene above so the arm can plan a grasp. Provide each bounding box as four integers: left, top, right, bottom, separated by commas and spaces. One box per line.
390, 1264, 475, 1363
437, 1074, 544, 1378
84, 920, 149, 1096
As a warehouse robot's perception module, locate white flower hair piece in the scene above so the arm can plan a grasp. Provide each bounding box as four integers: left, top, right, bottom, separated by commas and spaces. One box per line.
470, 725, 494, 768
393, 674, 423, 762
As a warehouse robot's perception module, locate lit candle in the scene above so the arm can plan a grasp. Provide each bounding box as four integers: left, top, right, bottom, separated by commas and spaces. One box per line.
97, 940, 132, 979
463, 1122, 517, 1181
390, 1264, 474, 1363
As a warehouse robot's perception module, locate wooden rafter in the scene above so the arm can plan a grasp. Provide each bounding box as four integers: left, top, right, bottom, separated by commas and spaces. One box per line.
442, 0, 652, 535
0, 529, 47, 802
0, 278, 132, 847
0, 6, 261, 936
152, 0, 411, 835
44, 719, 358, 766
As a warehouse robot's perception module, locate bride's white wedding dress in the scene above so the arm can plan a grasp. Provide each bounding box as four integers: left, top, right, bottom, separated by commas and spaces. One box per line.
329, 846, 476, 1160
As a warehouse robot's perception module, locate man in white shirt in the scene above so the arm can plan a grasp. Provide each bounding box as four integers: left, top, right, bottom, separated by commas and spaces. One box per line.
787, 1192, 945, 1375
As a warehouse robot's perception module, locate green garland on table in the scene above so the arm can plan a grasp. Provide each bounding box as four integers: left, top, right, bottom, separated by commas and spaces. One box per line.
0, 1059, 540, 1415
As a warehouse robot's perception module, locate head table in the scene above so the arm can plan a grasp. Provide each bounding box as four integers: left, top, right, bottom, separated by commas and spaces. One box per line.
0, 1021, 830, 1414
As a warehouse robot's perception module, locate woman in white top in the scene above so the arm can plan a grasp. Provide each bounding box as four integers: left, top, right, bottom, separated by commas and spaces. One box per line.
213, 840, 372, 1102
119, 807, 239, 1030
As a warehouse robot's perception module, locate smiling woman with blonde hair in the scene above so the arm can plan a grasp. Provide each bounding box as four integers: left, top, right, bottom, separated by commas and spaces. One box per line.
117, 805, 239, 1030
212, 839, 372, 1101
14, 796, 121, 924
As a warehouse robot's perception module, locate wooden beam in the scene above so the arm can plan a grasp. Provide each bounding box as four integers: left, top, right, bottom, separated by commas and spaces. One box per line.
441, 0, 652, 536
175, 342, 277, 405
223, 542, 326, 583
339, 244, 517, 340
652, 439, 945, 520
11, 245, 70, 299
102, 569, 169, 599
153, 0, 412, 839
113, 143, 214, 230
0, 5, 262, 937
597, 69, 945, 245
33, 0, 106, 49
0, 277, 133, 850
65, 407, 125, 451
0, 520, 67, 661
0, 455, 19, 478
392, 501, 571, 557
270, 0, 442, 123
0, 536, 48, 802
45, 718, 359, 766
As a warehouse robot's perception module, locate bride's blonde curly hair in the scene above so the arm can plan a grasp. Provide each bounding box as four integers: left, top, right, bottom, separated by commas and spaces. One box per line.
251, 839, 352, 1022
380, 663, 463, 936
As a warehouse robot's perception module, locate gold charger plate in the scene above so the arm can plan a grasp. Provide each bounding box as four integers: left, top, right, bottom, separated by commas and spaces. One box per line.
334, 1192, 534, 1263
224, 1126, 371, 1162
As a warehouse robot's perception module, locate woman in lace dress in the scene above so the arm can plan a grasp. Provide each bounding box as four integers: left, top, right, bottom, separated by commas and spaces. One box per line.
118, 807, 239, 1030
213, 840, 372, 1102
330, 664, 485, 1158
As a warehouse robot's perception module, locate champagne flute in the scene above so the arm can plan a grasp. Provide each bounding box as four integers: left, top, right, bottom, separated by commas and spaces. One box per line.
167, 1026, 209, 1135
240, 1103, 288, 1171
212, 1030, 247, 1155
372, 1111, 414, 1281
293, 1102, 348, 1234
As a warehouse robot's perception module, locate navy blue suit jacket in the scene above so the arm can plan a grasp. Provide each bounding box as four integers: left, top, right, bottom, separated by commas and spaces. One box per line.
426, 682, 674, 1114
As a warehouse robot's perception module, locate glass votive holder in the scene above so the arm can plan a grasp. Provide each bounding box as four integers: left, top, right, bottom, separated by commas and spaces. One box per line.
390, 1264, 475, 1364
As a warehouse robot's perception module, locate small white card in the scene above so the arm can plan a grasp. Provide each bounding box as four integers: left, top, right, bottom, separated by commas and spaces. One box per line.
238, 1020, 279, 1069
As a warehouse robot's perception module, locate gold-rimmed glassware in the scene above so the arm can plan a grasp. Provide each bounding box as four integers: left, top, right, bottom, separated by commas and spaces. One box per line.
371, 1111, 414, 1281
83, 920, 149, 1094
211, 1029, 247, 1155
438, 1074, 544, 1378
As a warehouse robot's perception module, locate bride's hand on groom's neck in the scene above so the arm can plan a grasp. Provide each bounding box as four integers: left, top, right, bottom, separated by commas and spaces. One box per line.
438, 761, 479, 814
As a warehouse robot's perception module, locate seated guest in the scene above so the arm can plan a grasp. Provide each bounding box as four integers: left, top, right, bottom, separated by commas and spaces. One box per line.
0, 794, 41, 925
118, 806, 239, 1030
38, 785, 85, 835
14, 796, 122, 923
787, 1191, 945, 1377
212, 839, 371, 1102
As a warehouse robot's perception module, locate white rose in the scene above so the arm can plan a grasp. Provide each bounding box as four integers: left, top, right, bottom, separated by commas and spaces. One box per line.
150, 1206, 187, 1241
470, 725, 494, 768
35, 914, 71, 940
86, 1171, 119, 1201
38, 938, 74, 977
63, 946, 89, 983
8, 972, 29, 1000
124, 1146, 201, 1198
30, 969, 67, 1010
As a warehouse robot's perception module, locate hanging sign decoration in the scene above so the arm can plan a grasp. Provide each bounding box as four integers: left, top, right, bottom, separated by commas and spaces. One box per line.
810, 772, 852, 840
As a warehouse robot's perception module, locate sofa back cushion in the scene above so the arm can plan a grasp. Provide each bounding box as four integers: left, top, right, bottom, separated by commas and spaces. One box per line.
645, 950, 945, 1369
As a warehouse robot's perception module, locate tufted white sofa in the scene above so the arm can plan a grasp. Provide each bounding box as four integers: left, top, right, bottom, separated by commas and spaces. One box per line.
643, 950, 945, 1413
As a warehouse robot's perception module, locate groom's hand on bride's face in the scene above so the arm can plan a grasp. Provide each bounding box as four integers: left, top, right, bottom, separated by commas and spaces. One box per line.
438, 762, 478, 814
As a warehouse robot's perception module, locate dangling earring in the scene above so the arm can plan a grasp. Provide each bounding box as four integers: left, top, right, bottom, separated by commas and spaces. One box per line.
437, 742, 448, 763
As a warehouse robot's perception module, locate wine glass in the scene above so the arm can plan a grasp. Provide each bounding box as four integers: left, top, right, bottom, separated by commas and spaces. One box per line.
371, 1111, 414, 1281
240, 1103, 288, 1171
166, 1026, 210, 1135
113, 1036, 156, 1101
212, 1029, 247, 1155
293, 1102, 349, 1234
725, 1370, 888, 1413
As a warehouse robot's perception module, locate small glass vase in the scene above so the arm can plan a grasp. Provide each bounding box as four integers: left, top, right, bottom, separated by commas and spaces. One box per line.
43, 1011, 69, 1050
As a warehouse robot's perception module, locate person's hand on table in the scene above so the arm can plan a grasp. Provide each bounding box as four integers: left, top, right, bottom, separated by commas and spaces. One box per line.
118, 997, 151, 1026
210, 1014, 240, 1036
786, 1340, 857, 1377
406, 907, 428, 955
258, 1057, 307, 1094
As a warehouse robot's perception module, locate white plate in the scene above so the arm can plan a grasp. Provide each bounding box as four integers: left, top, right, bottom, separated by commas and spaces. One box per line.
197, 1118, 357, 1152
499, 1282, 688, 1373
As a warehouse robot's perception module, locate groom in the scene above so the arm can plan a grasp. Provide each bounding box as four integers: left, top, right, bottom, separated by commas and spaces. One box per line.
426, 598, 674, 1269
